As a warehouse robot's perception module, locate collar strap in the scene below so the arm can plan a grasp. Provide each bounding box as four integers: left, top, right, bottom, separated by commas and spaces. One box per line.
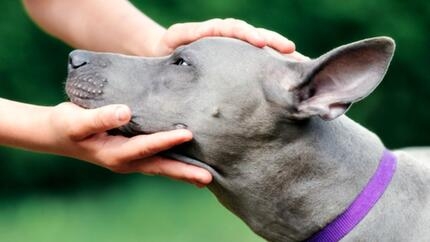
306, 149, 397, 242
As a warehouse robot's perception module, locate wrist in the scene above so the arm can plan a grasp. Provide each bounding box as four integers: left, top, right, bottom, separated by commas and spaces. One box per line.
20, 104, 59, 154
0, 99, 56, 153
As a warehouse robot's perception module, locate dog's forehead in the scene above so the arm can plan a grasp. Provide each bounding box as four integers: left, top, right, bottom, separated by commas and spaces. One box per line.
182, 37, 290, 70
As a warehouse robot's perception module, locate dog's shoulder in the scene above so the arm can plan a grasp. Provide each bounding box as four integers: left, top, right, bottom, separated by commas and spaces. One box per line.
395, 147, 430, 163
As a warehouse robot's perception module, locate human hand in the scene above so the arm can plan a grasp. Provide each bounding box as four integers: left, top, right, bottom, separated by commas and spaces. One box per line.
47, 102, 212, 187
150, 18, 307, 60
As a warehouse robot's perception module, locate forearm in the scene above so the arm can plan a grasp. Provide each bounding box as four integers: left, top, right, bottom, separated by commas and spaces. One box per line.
0, 98, 55, 153
22, 0, 166, 56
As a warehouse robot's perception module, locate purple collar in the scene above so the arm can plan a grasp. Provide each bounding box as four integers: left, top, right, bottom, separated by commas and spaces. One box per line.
306, 149, 397, 242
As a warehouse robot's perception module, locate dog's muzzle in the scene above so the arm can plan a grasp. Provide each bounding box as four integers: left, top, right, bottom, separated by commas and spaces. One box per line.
66, 51, 107, 107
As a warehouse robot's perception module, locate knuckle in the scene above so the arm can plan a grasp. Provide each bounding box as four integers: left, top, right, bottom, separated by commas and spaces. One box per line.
208, 18, 222, 24
223, 17, 236, 22
65, 125, 83, 141
138, 145, 158, 158
103, 156, 121, 168
94, 109, 111, 128
256, 27, 266, 32
234, 19, 248, 26
203, 19, 220, 30
222, 18, 236, 27
257, 27, 271, 34
167, 23, 178, 31
167, 23, 184, 32
142, 168, 159, 176
141, 161, 163, 176
224, 18, 248, 28
55, 102, 70, 109
206, 18, 223, 29
258, 28, 275, 41
201, 24, 216, 36
98, 150, 124, 163
104, 158, 128, 173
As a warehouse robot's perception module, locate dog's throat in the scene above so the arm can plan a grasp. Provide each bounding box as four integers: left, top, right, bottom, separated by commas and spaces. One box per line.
306, 149, 397, 242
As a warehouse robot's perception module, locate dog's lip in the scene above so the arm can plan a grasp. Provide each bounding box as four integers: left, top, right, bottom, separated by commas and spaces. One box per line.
65, 80, 104, 97
162, 151, 222, 180
67, 96, 91, 109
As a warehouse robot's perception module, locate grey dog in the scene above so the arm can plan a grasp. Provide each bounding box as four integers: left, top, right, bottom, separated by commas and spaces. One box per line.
65, 37, 430, 241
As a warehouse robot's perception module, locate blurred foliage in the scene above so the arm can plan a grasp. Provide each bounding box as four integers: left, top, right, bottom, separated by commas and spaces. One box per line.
0, 176, 262, 242
0, 0, 428, 241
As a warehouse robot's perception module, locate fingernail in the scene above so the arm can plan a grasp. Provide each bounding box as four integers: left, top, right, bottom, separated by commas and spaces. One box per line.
279, 40, 295, 54
115, 106, 130, 122
175, 129, 193, 139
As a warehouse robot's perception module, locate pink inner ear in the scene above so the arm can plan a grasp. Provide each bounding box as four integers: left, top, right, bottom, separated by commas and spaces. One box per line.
295, 37, 395, 120
312, 47, 389, 103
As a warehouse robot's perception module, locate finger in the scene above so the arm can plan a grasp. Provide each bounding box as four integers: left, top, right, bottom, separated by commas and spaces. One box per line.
257, 28, 296, 53
163, 18, 268, 53
162, 22, 202, 53
214, 18, 266, 47
112, 129, 193, 162
195, 18, 265, 47
68, 104, 131, 141
163, 18, 233, 49
132, 156, 213, 185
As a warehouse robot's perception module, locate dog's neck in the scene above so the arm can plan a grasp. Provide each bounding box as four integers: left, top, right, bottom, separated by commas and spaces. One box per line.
209, 116, 385, 242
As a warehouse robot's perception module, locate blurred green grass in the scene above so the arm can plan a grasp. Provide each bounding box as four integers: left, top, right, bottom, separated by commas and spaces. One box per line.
0, 176, 263, 242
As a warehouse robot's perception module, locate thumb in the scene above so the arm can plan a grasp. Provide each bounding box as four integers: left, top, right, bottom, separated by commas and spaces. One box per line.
69, 104, 131, 140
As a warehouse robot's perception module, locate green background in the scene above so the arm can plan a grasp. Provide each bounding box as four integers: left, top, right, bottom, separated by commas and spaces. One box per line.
0, 1, 428, 241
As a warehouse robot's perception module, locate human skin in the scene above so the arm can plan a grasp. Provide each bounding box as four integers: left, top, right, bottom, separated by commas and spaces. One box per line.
0, 0, 299, 186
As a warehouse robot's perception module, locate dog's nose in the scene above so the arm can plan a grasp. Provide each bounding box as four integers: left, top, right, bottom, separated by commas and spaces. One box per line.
69, 51, 89, 69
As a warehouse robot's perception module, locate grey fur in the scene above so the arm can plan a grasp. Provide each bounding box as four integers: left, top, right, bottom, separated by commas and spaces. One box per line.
65, 37, 430, 242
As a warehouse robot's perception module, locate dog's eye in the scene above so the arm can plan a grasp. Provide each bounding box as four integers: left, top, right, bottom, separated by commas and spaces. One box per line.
172, 57, 190, 66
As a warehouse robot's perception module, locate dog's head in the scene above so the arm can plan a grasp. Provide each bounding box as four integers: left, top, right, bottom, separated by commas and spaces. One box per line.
66, 37, 394, 176
66, 37, 395, 241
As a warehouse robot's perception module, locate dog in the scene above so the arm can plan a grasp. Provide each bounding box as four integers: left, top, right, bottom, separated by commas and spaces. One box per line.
65, 37, 430, 241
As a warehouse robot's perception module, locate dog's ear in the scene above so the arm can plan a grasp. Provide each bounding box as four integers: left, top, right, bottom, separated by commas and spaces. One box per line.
287, 37, 395, 120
